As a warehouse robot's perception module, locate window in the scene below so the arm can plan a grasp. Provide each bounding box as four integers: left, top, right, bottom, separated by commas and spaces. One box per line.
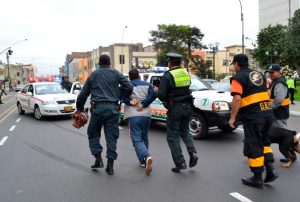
21, 85, 29, 94
119, 55, 125, 64
150, 76, 162, 87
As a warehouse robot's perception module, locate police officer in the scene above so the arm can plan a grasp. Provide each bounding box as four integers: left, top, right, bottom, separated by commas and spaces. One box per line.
229, 54, 278, 188
286, 73, 296, 105
76, 54, 133, 175
157, 52, 198, 172
60, 76, 73, 92
265, 64, 290, 129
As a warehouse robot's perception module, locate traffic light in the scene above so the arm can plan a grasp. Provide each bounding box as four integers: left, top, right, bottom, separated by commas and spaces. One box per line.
8, 49, 13, 55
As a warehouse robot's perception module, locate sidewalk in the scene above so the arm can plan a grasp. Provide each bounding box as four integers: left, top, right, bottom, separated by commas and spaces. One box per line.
290, 101, 300, 117
1, 91, 14, 101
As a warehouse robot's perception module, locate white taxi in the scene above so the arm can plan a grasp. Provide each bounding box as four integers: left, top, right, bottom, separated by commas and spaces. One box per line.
120, 71, 237, 139
16, 82, 80, 120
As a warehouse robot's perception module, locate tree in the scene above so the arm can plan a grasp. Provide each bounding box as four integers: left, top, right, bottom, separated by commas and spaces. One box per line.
252, 24, 287, 70
149, 24, 205, 66
286, 9, 300, 70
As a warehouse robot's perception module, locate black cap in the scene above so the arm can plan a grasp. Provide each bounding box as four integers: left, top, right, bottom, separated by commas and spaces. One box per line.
230, 54, 248, 65
99, 54, 111, 66
265, 64, 281, 73
166, 52, 183, 62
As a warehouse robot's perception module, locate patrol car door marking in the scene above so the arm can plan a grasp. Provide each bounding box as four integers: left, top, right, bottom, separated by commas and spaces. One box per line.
201, 98, 209, 106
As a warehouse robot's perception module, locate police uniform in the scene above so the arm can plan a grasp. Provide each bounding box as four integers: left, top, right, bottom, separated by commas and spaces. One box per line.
157, 53, 198, 172
286, 76, 296, 104
76, 54, 133, 175
230, 54, 278, 188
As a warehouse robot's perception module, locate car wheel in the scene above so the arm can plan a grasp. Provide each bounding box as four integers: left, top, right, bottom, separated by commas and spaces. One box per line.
34, 105, 43, 120
17, 102, 25, 115
189, 112, 208, 139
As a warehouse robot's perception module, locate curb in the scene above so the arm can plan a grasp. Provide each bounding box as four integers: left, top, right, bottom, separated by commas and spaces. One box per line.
290, 111, 300, 117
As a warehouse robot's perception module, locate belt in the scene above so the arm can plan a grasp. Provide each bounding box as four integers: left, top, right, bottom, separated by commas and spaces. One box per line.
94, 101, 118, 105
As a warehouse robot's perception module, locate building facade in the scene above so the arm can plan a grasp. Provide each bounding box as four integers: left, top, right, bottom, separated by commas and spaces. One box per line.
259, 0, 300, 29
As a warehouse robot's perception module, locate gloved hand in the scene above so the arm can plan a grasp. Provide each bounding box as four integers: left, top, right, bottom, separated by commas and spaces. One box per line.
72, 108, 89, 129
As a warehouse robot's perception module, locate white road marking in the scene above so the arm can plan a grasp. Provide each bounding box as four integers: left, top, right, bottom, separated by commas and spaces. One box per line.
230, 192, 253, 202
16, 118, 22, 123
0, 136, 8, 146
9, 125, 16, 132
119, 126, 123, 130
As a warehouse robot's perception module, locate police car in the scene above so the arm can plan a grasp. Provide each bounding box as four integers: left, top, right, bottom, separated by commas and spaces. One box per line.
16, 82, 81, 120
120, 68, 236, 139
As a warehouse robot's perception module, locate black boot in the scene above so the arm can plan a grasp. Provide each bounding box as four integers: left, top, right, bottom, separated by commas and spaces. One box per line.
242, 173, 263, 188
189, 152, 198, 168
264, 162, 279, 183
105, 159, 114, 175
171, 162, 187, 172
91, 153, 104, 169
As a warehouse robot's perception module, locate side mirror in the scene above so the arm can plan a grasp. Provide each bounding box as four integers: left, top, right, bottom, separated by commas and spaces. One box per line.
26, 92, 33, 96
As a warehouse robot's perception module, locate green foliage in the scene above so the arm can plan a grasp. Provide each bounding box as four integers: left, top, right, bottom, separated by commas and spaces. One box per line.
149, 24, 205, 66
252, 9, 300, 71
252, 24, 287, 70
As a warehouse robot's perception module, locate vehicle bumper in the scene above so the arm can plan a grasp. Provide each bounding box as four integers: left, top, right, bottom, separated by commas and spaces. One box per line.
40, 104, 76, 116
202, 110, 237, 128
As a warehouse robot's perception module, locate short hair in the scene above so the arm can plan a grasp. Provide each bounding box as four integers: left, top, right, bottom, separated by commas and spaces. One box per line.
99, 54, 111, 66
169, 59, 181, 67
129, 68, 140, 80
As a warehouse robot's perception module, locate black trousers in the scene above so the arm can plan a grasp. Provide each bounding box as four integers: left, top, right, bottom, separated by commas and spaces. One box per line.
242, 116, 274, 173
289, 88, 295, 103
166, 103, 196, 166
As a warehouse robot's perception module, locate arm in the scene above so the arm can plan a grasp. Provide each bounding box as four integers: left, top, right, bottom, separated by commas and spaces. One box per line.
272, 83, 288, 109
76, 77, 91, 111
141, 84, 157, 108
119, 73, 133, 97
157, 75, 170, 102
229, 95, 241, 128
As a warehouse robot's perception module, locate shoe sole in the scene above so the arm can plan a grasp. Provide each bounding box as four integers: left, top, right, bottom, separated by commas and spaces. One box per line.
145, 157, 153, 175
264, 175, 279, 183
190, 157, 198, 168
242, 179, 263, 188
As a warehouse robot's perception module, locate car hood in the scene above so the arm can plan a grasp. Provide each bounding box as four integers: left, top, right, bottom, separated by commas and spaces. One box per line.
35, 93, 77, 101
192, 90, 232, 103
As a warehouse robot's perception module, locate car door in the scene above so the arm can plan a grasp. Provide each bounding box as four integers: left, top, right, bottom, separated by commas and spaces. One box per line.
26, 84, 34, 111
70, 82, 82, 95
19, 85, 30, 109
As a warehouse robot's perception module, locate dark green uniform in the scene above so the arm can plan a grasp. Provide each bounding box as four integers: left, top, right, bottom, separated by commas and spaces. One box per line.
157, 66, 196, 166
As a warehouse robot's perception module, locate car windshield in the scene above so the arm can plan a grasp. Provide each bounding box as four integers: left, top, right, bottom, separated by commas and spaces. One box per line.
35, 84, 68, 95
189, 75, 213, 91
211, 82, 231, 92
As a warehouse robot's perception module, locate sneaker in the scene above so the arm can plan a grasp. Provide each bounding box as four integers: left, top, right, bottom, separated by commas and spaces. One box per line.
140, 163, 146, 168
145, 156, 153, 175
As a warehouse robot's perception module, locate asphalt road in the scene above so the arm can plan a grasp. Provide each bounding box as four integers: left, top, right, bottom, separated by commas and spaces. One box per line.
1, 96, 300, 202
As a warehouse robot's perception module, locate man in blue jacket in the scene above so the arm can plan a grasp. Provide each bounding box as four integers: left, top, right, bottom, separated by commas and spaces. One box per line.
121, 68, 156, 175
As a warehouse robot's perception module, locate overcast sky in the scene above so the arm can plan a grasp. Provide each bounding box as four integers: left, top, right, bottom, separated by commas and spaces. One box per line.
0, 0, 259, 75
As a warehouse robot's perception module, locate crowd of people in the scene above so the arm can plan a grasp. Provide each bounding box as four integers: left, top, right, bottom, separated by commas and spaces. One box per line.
73, 52, 299, 189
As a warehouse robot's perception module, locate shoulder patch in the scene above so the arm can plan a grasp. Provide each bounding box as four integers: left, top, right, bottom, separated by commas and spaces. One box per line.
249, 71, 263, 86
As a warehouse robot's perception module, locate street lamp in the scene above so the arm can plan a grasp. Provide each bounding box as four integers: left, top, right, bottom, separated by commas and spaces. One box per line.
121, 26, 127, 74
0, 39, 28, 91
245, 37, 256, 48
265, 50, 278, 65
208, 42, 219, 79
238, 0, 244, 54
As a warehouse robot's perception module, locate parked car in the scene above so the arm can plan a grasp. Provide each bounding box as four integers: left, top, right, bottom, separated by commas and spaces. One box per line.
16, 82, 79, 120
120, 72, 238, 139
15, 84, 24, 92
202, 79, 218, 86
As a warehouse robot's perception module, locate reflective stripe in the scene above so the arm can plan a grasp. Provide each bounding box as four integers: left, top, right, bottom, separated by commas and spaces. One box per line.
240, 92, 270, 108
270, 98, 290, 106
170, 68, 191, 88
264, 146, 273, 154
248, 156, 264, 167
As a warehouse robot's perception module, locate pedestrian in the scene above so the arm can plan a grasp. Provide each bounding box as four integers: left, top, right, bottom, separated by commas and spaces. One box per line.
121, 68, 156, 175
285, 73, 296, 105
0, 82, 7, 104
60, 76, 73, 92
76, 54, 133, 175
157, 52, 198, 172
265, 64, 290, 129
229, 54, 278, 188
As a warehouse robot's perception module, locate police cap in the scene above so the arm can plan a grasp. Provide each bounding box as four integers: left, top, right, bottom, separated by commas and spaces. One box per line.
166, 52, 183, 62
265, 64, 281, 73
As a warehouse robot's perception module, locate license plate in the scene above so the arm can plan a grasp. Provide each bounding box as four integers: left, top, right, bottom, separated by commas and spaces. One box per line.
64, 106, 73, 111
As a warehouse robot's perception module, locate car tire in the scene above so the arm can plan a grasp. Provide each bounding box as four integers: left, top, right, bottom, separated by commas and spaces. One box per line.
34, 105, 43, 120
189, 112, 208, 139
17, 102, 25, 115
